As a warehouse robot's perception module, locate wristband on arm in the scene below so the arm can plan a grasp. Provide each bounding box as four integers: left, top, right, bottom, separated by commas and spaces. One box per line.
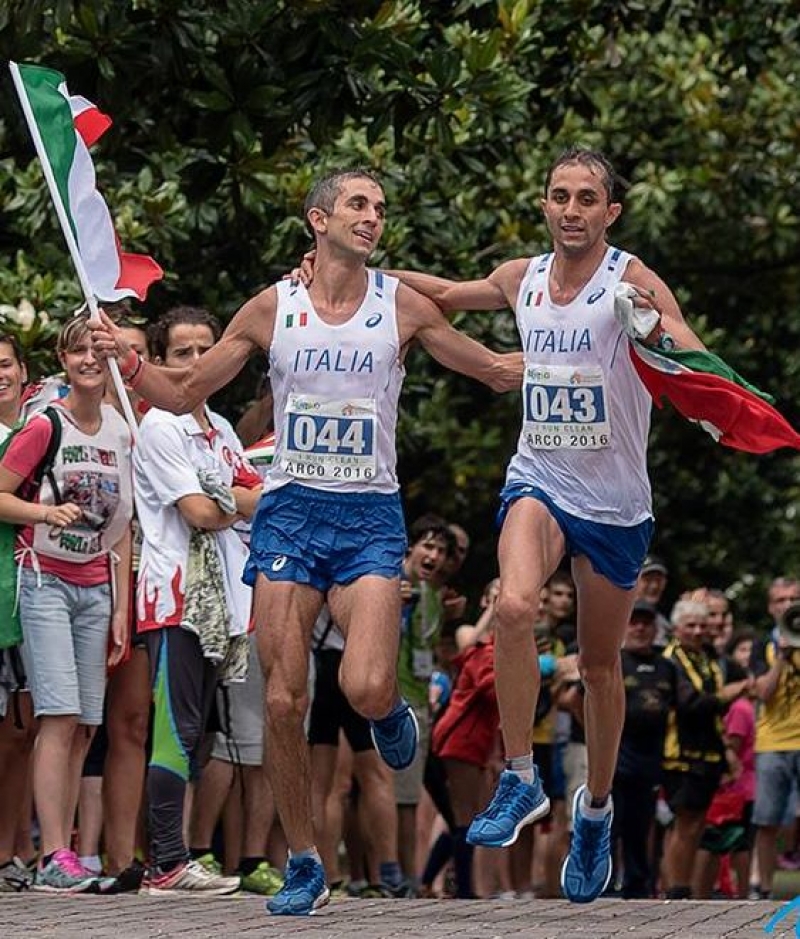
119, 349, 144, 385
653, 325, 676, 351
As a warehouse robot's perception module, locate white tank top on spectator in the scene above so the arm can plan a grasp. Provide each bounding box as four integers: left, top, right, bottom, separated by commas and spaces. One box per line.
266, 270, 404, 495
506, 246, 653, 526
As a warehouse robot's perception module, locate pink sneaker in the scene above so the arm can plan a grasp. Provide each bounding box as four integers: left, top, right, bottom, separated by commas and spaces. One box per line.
35, 849, 98, 892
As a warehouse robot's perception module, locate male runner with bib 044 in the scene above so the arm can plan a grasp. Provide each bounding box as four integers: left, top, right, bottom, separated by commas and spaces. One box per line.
90, 167, 523, 916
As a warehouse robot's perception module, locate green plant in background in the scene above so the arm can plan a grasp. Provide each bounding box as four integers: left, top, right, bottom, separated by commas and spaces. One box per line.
0, 251, 72, 380
0, 0, 798, 619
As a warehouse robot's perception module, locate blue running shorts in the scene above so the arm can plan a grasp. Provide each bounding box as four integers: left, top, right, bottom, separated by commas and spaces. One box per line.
498, 483, 653, 590
244, 482, 407, 593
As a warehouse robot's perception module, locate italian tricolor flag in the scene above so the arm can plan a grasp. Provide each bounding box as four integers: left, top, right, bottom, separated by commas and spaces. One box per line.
9, 62, 162, 301
630, 342, 800, 453
245, 431, 276, 469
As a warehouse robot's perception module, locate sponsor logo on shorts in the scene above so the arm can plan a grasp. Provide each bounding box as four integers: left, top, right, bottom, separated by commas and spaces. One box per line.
765, 895, 800, 936
271, 555, 288, 571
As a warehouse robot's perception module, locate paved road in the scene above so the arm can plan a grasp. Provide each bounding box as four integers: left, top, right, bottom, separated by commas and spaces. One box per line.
1, 894, 794, 938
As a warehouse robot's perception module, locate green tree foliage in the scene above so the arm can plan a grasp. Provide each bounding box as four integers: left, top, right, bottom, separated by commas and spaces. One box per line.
0, 0, 798, 618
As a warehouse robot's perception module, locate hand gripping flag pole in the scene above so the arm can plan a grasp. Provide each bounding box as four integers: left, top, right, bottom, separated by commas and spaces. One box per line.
9, 61, 165, 437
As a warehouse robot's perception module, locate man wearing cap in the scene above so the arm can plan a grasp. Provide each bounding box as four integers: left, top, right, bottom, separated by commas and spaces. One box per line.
751, 577, 800, 898
611, 600, 676, 898
635, 555, 671, 649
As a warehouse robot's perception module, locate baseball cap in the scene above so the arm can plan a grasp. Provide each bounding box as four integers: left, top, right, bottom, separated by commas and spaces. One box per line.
630, 599, 658, 622
640, 554, 668, 576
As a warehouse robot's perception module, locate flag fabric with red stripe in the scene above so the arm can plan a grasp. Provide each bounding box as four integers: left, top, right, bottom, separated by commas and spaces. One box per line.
630, 342, 800, 453
10, 63, 162, 301
244, 432, 275, 483
245, 431, 275, 466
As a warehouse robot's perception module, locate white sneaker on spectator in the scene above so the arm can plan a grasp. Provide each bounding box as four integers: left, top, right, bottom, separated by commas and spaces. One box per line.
0, 856, 34, 892
141, 858, 240, 896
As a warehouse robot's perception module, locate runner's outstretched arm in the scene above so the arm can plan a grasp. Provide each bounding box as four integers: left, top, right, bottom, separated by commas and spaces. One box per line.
91, 289, 277, 413
387, 258, 529, 313
399, 285, 522, 393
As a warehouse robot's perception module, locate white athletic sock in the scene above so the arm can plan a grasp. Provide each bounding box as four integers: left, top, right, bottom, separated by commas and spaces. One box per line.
505, 754, 535, 785
581, 788, 612, 820
79, 854, 102, 874
289, 846, 322, 864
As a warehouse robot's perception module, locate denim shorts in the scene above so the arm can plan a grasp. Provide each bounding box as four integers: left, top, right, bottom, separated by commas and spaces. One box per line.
19, 568, 111, 725
498, 483, 653, 590
753, 750, 800, 826
244, 482, 407, 592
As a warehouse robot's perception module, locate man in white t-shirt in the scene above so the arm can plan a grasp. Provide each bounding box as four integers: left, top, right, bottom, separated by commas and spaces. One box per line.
133, 306, 262, 897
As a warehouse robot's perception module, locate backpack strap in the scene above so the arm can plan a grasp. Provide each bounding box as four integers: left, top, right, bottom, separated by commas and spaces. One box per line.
30, 406, 63, 504
7, 647, 26, 729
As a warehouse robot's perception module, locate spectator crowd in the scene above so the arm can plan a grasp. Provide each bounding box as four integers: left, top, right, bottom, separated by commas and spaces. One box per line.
0, 309, 798, 905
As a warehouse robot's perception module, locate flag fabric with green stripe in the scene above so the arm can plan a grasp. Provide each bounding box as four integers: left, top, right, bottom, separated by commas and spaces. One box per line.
245, 432, 275, 469
11, 62, 162, 301
630, 342, 800, 453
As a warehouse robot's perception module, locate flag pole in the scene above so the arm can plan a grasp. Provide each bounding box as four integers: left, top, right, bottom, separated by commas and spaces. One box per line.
9, 61, 139, 439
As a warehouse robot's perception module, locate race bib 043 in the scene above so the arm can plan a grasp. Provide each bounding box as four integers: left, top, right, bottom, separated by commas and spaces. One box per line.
281, 394, 377, 482
522, 364, 611, 450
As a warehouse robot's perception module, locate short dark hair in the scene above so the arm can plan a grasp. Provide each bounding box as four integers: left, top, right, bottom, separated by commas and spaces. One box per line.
408, 513, 456, 552
545, 147, 619, 202
147, 305, 222, 361
725, 627, 756, 657
546, 570, 575, 592
303, 167, 382, 236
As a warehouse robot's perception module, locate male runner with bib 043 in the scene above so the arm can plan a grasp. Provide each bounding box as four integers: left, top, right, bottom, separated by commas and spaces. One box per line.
383, 147, 708, 904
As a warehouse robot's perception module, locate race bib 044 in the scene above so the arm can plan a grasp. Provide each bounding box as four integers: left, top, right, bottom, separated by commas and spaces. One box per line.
522, 364, 611, 450
281, 394, 377, 482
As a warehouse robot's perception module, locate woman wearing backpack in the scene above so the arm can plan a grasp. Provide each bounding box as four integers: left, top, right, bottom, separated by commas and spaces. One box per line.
0, 314, 133, 892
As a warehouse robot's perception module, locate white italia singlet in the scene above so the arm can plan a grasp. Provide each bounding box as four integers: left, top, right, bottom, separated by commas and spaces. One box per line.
265, 269, 404, 495
505, 245, 653, 525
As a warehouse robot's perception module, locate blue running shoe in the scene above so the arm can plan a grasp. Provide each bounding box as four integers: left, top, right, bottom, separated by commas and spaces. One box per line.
370, 700, 418, 771
560, 785, 613, 903
266, 856, 329, 916
467, 769, 550, 847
